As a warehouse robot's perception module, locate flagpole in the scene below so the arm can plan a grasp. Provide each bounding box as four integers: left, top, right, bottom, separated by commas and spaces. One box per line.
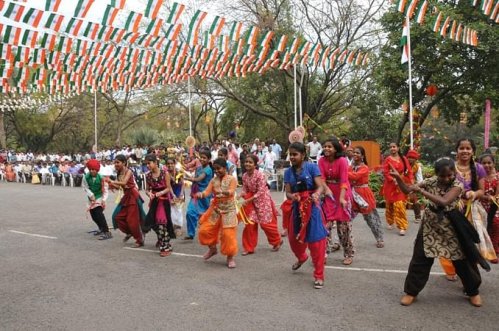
188, 76, 192, 137
293, 65, 297, 129
407, 14, 414, 150
94, 90, 98, 152
299, 64, 305, 128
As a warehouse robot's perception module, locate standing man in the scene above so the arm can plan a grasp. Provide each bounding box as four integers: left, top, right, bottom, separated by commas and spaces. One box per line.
269, 139, 282, 160
306, 136, 322, 163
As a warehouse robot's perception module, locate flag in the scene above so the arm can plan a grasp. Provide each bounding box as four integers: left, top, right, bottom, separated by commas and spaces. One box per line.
110, 0, 126, 9
124, 11, 143, 33
415, 0, 428, 24
187, 10, 207, 45
74, 0, 95, 18
45, 13, 64, 32
405, 0, 419, 18
397, 0, 407, 13
209, 16, 226, 38
21, 29, 38, 48
401, 21, 409, 64
229, 21, 243, 41
1, 25, 22, 45
245, 26, 260, 45
83, 21, 100, 39
3, 2, 25, 22
102, 5, 119, 26
144, 0, 163, 19
440, 17, 451, 37
45, 0, 62, 12
146, 18, 164, 37
166, 2, 185, 24
22, 7, 44, 28
433, 12, 443, 32
65, 18, 84, 36
276, 35, 288, 52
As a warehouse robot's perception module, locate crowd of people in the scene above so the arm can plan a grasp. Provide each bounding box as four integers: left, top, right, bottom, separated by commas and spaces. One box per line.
1, 136, 498, 307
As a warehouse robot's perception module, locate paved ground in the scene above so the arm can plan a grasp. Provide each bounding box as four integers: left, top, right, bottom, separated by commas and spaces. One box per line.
1, 182, 498, 331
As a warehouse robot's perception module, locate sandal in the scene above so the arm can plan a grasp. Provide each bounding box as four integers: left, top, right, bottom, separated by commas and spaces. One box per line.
445, 274, 458, 281
241, 251, 254, 256
98, 232, 113, 240
123, 234, 132, 243
272, 240, 283, 252
132, 242, 144, 248
227, 258, 236, 269
203, 248, 218, 260
314, 279, 324, 289
343, 257, 353, 265
376, 241, 384, 248
160, 250, 172, 257
292, 257, 308, 271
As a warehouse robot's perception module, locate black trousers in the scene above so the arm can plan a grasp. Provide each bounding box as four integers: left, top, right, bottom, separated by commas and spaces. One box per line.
404, 230, 481, 297
89, 206, 109, 232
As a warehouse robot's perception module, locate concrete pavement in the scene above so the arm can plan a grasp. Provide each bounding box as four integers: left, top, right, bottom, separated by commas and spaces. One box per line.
1, 183, 498, 330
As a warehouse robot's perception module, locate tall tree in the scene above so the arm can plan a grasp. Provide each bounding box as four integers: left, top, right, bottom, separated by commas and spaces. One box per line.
377, 1, 499, 146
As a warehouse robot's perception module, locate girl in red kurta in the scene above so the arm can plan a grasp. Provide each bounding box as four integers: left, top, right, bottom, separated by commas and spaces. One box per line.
240, 154, 283, 255
480, 154, 499, 260
382, 142, 413, 236
348, 146, 384, 248
319, 138, 354, 265
110, 155, 146, 247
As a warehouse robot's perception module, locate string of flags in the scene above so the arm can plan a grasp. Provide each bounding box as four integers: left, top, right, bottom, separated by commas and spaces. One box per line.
0, 92, 76, 112
0, 0, 370, 97
395, 0, 487, 46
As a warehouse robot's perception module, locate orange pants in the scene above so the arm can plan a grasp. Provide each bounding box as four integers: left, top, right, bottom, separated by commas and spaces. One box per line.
385, 201, 408, 230
242, 219, 281, 253
439, 257, 456, 276
198, 217, 238, 257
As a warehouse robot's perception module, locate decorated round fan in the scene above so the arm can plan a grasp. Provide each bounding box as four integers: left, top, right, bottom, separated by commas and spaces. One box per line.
296, 125, 306, 136
185, 136, 196, 148
288, 130, 304, 143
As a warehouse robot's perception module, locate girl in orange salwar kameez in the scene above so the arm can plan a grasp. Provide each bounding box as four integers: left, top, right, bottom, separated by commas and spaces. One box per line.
240, 154, 282, 255
197, 158, 239, 268
382, 142, 413, 236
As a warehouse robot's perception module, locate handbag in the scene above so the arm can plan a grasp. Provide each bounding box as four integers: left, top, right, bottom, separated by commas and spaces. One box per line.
352, 188, 369, 209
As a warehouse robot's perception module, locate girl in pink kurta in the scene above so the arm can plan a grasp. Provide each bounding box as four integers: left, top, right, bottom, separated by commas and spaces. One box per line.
240, 154, 283, 255
318, 138, 354, 265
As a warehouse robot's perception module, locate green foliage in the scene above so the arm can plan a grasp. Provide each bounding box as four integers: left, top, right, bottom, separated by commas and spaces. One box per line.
376, 2, 498, 144
127, 127, 161, 146
368, 170, 385, 207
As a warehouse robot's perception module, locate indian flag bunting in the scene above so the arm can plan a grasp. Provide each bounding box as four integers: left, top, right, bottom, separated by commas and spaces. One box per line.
440, 16, 451, 37
164, 23, 182, 41
102, 5, 120, 26
125, 11, 143, 33
166, 2, 185, 24
187, 10, 207, 45
3, 2, 25, 22
21, 29, 38, 48
45, 0, 62, 12
1, 25, 21, 45
65, 18, 84, 36
229, 21, 243, 41
289, 37, 300, 54
45, 13, 64, 32
110, 0, 126, 9
22, 7, 44, 28
144, 0, 163, 19
0, 44, 13, 62
405, 0, 419, 18
449, 20, 457, 40
83, 21, 100, 39
209, 16, 226, 37
245, 26, 260, 45
146, 18, 164, 37
492, 2, 499, 21
57, 36, 73, 53
415, 0, 428, 24
276, 35, 288, 52
39, 32, 57, 51
73, 0, 95, 18
397, 0, 407, 13
260, 31, 274, 48
433, 12, 443, 32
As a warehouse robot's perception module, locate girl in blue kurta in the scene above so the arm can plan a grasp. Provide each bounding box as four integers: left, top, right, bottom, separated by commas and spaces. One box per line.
183, 150, 213, 240
284, 142, 328, 289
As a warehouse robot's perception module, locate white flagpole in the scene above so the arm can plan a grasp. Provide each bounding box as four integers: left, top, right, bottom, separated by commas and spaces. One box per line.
94, 90, 98, 152
293, 65, 297, 129
407, 14, 414, 150
188, 76, 192, 137
299, 65, 305, 128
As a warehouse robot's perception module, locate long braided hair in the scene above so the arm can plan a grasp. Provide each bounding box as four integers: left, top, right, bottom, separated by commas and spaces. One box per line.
455, 138, 478, 191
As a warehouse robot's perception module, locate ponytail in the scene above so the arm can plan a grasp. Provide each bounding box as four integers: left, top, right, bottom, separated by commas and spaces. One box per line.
469, 157, 478, 191
398, 151, 408, 175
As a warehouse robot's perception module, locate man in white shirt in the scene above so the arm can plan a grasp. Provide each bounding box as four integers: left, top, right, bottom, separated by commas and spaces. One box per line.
269, 139, 282, 160
307, 136, 322, 162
